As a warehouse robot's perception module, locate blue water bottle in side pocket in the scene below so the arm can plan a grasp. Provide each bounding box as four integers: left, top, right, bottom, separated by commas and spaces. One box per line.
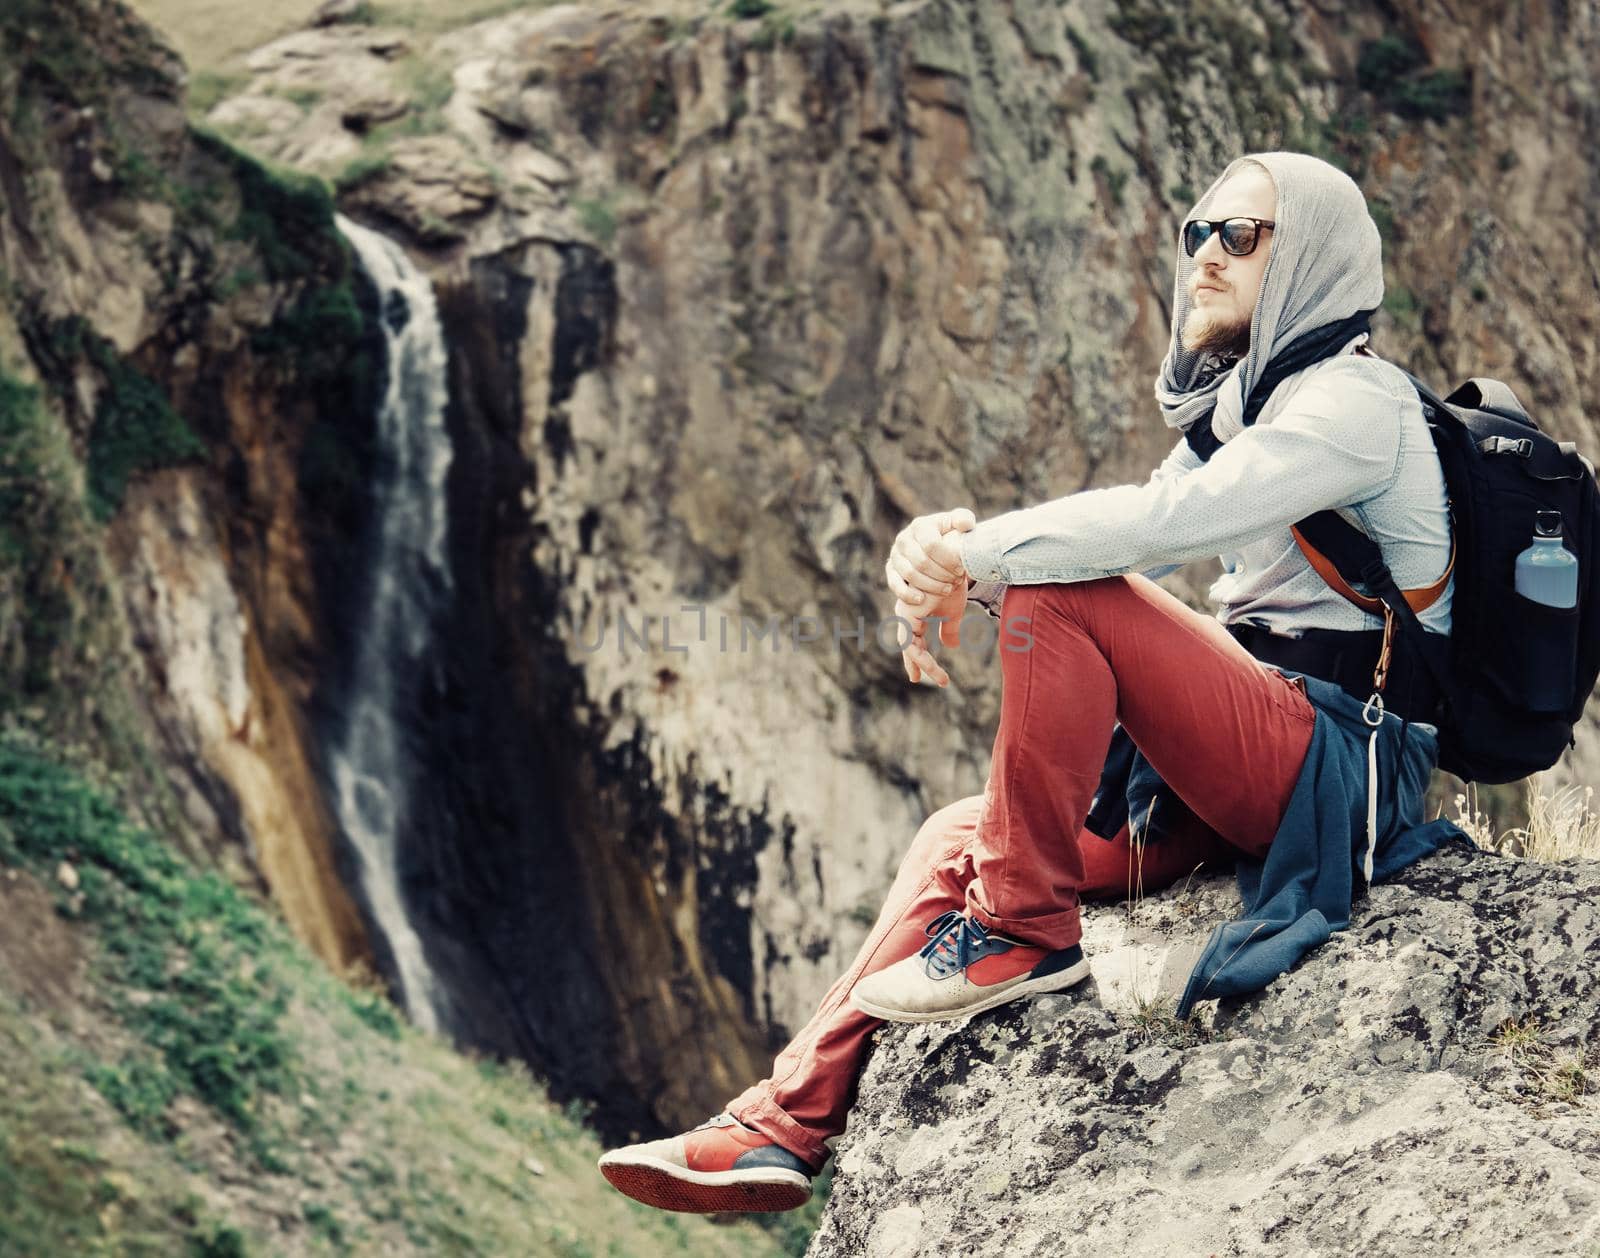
1513, 509, 1580, 711
1515, 510, 1580, 608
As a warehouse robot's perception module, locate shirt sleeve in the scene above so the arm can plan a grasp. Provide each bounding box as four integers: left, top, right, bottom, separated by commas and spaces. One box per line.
1134, 437, 1205, 582
964, 574, 1007, 620
965, 435, 1201, 611
958, 358, 1406, 586
965, 435, 1206, 607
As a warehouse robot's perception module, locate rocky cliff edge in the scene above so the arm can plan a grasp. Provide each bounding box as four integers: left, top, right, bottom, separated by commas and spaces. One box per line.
811, 844, 1600, 1257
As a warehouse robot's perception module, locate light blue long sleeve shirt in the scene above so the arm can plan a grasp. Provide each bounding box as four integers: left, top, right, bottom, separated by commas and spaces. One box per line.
960, 345, 1453, 638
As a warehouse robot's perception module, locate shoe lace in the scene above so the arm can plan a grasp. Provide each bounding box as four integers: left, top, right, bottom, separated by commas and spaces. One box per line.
917, 909, 993, 979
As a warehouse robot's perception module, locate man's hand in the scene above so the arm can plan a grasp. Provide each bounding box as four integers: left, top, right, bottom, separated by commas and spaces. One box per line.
885, 508, 976, 607
895, 584, 969, 686
887, 509, 977, 687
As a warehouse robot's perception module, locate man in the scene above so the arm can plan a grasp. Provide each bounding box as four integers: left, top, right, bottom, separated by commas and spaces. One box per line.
597, 152, 1455, 1214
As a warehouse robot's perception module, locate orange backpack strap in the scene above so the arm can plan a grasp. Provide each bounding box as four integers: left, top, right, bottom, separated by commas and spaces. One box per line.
1289, 526, 1456, 616
1291, 525, 1455, 699
1293, 339, 1456, 617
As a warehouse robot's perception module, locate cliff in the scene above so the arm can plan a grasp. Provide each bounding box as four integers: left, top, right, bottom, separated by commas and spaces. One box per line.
0, 1, 799, 1251
193, 0, 1600, 1142
0, 726, 789, 1255
0, 0, 379, 970
810, 844, 1600, 1255
5, 0, 1600, 1247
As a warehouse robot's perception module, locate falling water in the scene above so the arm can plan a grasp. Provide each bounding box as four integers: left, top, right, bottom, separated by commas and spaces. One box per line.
325, 214, 453, 1032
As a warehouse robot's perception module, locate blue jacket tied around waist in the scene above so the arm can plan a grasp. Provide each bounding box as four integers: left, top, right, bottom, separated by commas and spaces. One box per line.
1086, 668, 1477, 1018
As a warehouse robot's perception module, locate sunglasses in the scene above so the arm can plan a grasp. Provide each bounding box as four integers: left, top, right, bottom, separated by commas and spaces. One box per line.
1182, 217, 1275, 258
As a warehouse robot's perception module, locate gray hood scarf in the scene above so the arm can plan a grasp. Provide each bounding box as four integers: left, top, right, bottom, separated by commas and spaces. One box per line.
1154, 151, 1385, 455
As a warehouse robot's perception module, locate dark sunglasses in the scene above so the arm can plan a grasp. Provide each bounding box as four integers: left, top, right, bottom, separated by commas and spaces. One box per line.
1182, 217, 1275, 258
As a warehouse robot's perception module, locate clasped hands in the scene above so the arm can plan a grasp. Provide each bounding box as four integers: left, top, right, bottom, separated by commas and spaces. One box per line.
884, 508, 977, 688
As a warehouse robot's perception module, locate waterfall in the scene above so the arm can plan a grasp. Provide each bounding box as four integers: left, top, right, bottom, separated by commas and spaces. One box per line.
325, 214, 453, 1033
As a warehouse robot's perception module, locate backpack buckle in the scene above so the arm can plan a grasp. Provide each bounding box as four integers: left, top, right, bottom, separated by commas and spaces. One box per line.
1479, 435, 1534, 457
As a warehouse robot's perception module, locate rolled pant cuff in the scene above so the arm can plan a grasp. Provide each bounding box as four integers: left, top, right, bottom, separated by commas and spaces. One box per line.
725, 1085, 831, 1172
966, 901, 1082, 951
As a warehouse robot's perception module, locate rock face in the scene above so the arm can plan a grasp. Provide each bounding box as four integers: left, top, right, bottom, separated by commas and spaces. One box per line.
810, 844, 1600, 1256
0, 0, 379, 969
200, 0, 1600, 1139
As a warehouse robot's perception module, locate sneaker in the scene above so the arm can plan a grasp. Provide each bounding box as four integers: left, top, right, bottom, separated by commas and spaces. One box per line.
597, 1112, 814, 1213
849, 908, 1090, 1024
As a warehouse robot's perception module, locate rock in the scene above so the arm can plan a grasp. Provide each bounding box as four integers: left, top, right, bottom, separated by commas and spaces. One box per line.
339, 136, 497, 241
363, 32, 409, 60
522, 1155, 546, 1175
210, 0, 1600, 1146
206, 93, 303, 136
340, 90, 409, 132
810, 846, 1600, 1256
54, 862, 79, 892
311, 0, 365, 26
52, 0, 1600, 1153
513, 148, 573, 187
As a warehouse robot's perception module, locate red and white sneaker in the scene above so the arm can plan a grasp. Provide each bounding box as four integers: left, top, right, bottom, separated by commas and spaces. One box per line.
597, 1112, 815, 1213
849, 909, 1090, 1023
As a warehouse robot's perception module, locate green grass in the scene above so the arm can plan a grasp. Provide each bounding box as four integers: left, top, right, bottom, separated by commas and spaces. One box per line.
275, 85, 325, 111
1356, 35, 1470, 123
187, 69, 248, 115
86, 353, 208, 523
194, 128, 341, 283
0, 728, 789, 1255
1127, 992, 1207, 1048
400, 54, 455, 124
0, 999, 252, 1258
333, 149, 393, 193
573, 194, 618, 245
13, 317, 206, 523
0, 736, 294, 1147
1356, 33, 1425, 90
0, 365, 128, 716
188, 126, 383, 407
1381, 281, 1422, 332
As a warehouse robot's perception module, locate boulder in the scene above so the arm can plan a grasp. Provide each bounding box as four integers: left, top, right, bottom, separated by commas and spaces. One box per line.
811, 845, 1600, 1256
339, 136, 498, 241
311, 0, 366, 26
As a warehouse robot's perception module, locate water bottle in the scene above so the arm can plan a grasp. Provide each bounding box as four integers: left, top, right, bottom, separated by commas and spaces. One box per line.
1514, 510, 1579, 608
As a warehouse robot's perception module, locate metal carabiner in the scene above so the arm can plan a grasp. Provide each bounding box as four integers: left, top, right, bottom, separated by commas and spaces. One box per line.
1362, 690, 1386, 728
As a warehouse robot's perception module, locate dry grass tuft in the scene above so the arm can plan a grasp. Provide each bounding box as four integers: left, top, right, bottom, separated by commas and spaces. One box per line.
1447, 777, 1600, 862
1114, 818, 1210, 1046
1489, 1015, 1595, 1108
1127, 991, 1206, 1048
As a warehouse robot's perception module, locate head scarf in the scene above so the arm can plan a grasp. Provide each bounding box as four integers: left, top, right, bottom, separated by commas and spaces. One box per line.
1154, 152, 1385, 445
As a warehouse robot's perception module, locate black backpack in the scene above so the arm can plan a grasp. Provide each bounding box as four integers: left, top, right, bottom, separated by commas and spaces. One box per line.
1291, 361, 1600, 783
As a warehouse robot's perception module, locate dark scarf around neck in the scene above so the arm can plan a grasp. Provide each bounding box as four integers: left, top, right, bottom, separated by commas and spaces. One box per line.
1184, 309, 1376, 462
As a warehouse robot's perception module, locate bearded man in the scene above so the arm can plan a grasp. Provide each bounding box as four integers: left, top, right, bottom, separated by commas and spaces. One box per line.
597, 151, 1460, 1215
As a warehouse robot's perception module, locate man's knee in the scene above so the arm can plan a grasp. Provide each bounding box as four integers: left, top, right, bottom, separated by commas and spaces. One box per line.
897, 795, 983, 880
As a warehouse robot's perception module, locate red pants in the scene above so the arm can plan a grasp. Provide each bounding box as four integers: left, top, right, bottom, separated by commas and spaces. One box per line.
725, 575, 1316, 1169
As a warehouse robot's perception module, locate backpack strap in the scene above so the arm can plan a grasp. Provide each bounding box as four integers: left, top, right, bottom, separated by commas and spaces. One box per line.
1189, 340, 1463, 721
1287, 513, 1456, 713
1292, 342, 1460, 718
1289, 523, 1456, 616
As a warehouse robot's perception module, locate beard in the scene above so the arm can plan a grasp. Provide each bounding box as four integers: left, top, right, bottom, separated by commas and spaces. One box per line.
1180, 303, 1252, 358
